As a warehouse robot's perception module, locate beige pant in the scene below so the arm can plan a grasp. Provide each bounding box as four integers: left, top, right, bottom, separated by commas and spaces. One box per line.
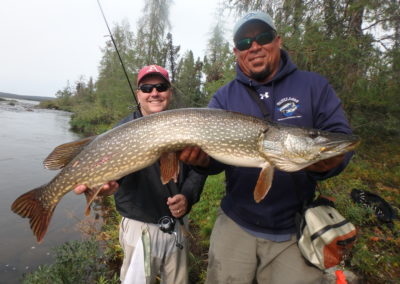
206, 210, 324, 284
119, 217, 188, 284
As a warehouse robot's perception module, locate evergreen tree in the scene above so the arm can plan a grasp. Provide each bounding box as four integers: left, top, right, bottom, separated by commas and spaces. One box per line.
203, 22, 236, 100
133, 0, 171, 67
174, 51, 205, 107
54, 81, 73, 108
73, 76, 95, 103
226, 0, 276, 15
164, 32, 181, 84
95, 21, 137, 122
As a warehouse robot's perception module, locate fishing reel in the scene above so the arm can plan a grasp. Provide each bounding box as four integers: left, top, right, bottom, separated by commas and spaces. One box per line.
159, 216, 175, 233
158, 216, 183, 249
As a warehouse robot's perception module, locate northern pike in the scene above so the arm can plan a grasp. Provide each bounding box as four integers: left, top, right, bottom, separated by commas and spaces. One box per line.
11, 108, 359, 242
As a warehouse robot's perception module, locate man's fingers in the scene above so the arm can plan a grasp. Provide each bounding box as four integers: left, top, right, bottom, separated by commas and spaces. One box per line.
178, 146, 210, 167
167, 194, 184, 206
187, 146, 201, 161
74, 185, 87, 195
178, 147, 194, 163
98, 181, 119, 196
305, 154, 345, 172
74, 181, 119, 196
167, 194, 188, 217
197, 150, 210, 167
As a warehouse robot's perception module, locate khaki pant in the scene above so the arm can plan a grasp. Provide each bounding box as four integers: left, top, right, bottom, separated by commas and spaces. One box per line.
206, 210, 323, 284
119, 217, 188, 284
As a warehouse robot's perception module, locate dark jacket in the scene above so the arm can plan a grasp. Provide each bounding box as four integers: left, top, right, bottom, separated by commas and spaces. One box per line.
114, 111, 207, 224
203, 50, 353, 234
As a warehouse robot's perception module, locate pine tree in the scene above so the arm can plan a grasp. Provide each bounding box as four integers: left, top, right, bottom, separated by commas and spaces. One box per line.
174, 51, 205, 107
93, 21, 137, 126
203, 22, 235, 101
164, 32, 181, 84
133, 0, 171, 67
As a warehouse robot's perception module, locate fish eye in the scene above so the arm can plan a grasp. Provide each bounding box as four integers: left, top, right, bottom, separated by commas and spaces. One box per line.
308, 131, 319, 139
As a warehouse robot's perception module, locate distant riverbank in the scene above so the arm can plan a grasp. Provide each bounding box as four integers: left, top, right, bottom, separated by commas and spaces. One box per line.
0, 91, 55, 102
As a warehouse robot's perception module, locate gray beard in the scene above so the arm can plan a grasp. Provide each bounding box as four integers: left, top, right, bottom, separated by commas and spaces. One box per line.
250, 66, 273, 82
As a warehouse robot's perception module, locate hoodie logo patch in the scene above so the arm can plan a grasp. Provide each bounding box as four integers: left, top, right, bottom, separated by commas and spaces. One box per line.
276, 97, 301, 121
259, 91, 269, 100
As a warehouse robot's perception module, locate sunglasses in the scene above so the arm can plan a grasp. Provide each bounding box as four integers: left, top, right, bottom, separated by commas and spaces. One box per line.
138, 83, 169, 93
235, 31, 276, 51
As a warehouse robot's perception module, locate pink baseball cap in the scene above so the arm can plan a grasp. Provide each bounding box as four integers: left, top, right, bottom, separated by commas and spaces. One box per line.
137, 65, 170, 85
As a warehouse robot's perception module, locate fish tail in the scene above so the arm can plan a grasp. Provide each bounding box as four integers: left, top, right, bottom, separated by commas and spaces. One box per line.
11, 186, 56, 243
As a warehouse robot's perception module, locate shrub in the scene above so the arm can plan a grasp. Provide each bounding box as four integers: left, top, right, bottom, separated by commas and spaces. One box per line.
22, 239, 118, 284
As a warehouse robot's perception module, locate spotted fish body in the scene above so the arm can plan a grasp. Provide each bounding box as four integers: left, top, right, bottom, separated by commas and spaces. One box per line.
11, 108, 359, 242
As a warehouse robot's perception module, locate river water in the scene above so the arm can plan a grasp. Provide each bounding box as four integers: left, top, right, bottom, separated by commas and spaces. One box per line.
0, 99, 98, 283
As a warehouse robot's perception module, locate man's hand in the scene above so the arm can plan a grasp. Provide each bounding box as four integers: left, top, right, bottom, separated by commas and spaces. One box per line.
305, 154, 345, 173
167, 194, 188, 218
73, 181, 119, 196
178, 146, 210, 167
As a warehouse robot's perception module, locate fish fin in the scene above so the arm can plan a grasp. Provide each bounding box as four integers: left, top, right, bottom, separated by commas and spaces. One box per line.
253, 165, 274, 203
159, 152, 180, 184
44, 136, 97, 170
83, 186, 103, 216
11, 186, 56, 243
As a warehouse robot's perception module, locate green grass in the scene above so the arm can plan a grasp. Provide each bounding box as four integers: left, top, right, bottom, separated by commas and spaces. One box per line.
187, 174, 225, 283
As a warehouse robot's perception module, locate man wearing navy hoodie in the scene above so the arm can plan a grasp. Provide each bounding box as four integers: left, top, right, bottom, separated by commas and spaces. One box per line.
180, 11, 354, 284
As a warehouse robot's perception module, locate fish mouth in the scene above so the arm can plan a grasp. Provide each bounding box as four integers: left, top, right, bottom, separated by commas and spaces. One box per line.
320, 135, 360, 154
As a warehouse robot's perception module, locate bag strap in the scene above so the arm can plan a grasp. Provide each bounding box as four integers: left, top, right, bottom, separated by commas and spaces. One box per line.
300, 184, 335, 209
243, 84, 270, 120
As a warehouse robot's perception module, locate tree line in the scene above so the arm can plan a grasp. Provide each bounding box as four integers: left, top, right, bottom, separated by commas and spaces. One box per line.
45, 0, 399, 142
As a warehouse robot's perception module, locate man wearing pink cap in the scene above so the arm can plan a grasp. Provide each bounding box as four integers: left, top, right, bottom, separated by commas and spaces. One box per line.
135, 65, 172, 116
74, 65, 206, 284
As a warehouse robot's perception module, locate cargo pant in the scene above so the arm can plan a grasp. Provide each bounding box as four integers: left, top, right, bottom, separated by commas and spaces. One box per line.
205, 209, 324, 284
119, 217, 188, 284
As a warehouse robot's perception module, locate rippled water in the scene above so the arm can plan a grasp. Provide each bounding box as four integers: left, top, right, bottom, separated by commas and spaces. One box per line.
0, 99, 97, 283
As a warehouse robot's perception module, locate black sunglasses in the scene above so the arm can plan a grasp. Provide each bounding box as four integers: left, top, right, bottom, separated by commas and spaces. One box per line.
235, 31, 276, 51
138, 83, 169, 93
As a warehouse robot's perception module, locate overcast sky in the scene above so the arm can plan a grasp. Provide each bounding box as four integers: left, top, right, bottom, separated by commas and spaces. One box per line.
0, 0, 234, 98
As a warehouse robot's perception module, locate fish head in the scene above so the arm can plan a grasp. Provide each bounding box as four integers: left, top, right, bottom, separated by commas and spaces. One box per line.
261, 124, 360, 172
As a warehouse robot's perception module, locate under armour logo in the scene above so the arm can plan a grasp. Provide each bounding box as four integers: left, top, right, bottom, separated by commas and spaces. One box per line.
259, 92, 269, 100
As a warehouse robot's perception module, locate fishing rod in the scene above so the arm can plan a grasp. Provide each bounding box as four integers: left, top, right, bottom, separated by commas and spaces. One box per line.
96, 0, 142, 116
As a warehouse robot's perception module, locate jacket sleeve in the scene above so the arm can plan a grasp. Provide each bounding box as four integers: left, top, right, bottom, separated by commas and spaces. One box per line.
192, 158, 226, 175
307, 81, 354, 181
180, 164, 208, 213
313, 82, 352, 135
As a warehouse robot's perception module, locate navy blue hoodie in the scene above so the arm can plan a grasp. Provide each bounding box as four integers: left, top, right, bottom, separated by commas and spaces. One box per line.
206, 50, 353, 234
